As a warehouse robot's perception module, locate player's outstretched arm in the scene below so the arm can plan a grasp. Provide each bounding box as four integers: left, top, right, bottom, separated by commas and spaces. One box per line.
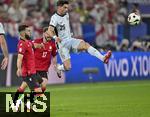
0, 35, 8, 70
33, 43, 44, 49
48, 26, 61, 43
16, 54, 23, 77
52, 56, 57, 69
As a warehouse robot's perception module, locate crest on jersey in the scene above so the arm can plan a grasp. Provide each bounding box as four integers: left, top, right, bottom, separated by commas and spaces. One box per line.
49, 46, 52, 50
19, 48, 22, 52
58, 24, 65, 31
20, 43, 23, 46
49, 46, 52, 51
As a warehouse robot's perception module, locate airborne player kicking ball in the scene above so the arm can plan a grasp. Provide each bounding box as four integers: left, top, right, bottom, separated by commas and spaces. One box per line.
48, 0, 112, 73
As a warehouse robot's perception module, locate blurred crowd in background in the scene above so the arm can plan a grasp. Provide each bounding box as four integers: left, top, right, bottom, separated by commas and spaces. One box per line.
0, 0, 149, 52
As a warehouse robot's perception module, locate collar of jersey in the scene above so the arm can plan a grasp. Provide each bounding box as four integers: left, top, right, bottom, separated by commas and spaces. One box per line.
56, 12, 66, 17
20, 38, 26, 41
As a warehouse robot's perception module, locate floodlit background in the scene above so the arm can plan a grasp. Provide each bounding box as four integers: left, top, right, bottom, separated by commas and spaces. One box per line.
0, 0, 150, 117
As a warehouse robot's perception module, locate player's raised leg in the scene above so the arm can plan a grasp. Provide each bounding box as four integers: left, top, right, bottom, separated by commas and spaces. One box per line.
77, 41, 112, 64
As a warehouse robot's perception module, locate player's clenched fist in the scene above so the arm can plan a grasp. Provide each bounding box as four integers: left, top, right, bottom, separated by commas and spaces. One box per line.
55, 37, 61, 43
1, 57, 8, 70
16, 68, 22, 77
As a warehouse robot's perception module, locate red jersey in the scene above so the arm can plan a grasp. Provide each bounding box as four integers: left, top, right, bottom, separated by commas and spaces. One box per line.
33, 38, 57, 71
17, 39, 36, 77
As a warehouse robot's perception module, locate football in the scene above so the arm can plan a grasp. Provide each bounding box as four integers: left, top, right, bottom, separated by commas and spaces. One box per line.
127, 12, 141, 25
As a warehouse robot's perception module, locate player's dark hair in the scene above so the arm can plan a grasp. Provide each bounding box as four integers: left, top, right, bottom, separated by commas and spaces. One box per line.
57, 0, 69, 6
18, 24, 29, 32
43, 27, 48, 33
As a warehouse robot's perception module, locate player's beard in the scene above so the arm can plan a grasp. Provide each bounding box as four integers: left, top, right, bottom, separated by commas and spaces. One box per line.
25, 34, 31, 40
45, 37, 50, 41
45, 37, 51, 41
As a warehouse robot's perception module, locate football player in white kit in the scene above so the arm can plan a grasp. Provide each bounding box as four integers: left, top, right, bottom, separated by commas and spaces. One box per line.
0, 22, 8, 70
48, 0, 112, 74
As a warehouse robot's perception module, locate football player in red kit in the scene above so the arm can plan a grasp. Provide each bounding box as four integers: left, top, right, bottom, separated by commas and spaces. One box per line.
33, 27, 59, 92
12, 24, 44, 111
17, 27, 59, 94
16, 24, 42, 91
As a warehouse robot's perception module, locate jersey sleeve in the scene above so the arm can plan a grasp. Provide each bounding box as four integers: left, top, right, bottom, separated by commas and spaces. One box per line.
52, 42, 57, 57
29, 40, 34, 47
18, 42, 26, 55
0, 23, 5, 35
49, 15, 57, 27
32, 39, 41, 49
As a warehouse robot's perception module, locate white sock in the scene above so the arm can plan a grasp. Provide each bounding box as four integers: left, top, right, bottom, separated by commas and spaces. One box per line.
87, 46, 104, 61
57, 64, 65, 71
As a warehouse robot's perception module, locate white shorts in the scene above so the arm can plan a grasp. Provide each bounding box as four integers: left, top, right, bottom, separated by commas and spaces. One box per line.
58, 38, 83, 62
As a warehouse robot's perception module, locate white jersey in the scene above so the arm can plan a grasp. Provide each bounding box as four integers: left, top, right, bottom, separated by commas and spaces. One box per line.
0, 23, 5, 34
49, 12, 71, 41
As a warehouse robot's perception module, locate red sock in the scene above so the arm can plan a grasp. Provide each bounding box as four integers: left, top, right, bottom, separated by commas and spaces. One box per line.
42, 87, 46, 92
17, 87, 24, 93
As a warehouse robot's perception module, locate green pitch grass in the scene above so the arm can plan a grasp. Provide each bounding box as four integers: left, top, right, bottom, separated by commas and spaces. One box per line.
1, 80, 150, 117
